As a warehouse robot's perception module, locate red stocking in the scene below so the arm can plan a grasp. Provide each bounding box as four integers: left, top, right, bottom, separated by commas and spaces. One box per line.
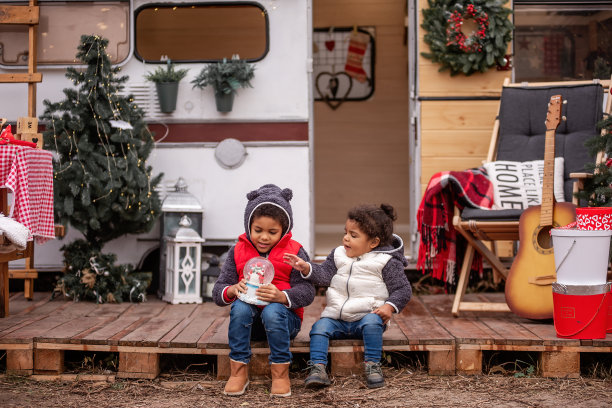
344, 31, 369, 83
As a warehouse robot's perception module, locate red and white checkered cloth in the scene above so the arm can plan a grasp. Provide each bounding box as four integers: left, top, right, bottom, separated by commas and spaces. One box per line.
0, 145, 55, 243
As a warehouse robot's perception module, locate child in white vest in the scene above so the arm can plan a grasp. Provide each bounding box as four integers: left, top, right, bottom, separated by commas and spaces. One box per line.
284, 203, 412, 389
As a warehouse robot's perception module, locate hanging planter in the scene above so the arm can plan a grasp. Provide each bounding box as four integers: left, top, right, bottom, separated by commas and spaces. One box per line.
214, 91, 235, 113
420, 0, 514, 76
155, 82, 179, 113
191, 55, 255, 113
144, 60, 189, 113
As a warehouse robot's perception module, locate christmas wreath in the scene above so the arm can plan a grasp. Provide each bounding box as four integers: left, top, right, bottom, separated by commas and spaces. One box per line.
421, 0, 514, 76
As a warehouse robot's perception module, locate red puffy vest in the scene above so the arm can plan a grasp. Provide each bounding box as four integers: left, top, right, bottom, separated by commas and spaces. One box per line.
234, 232, 304, 320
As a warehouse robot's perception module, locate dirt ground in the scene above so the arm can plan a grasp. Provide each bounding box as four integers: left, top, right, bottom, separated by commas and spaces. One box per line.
1, 367, 610, 408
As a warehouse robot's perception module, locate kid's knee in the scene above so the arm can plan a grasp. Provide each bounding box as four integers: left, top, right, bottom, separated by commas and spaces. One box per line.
260, 303, 287, 327
230, 299, 254, 319
309, 318, 336, 337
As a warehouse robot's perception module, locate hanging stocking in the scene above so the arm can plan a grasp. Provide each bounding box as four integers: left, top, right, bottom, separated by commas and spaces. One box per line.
344, 30, 369, 83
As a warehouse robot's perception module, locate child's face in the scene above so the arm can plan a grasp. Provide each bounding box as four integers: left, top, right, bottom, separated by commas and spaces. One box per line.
343, 219, 380, 258
250, 215, 283, 253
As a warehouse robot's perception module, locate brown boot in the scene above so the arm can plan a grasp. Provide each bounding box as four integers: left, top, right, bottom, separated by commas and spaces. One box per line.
223, 359, 249, 396
270, 362, 291, 397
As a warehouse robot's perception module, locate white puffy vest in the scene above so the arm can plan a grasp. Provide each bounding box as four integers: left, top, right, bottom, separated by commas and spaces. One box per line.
320, 246, 391, 322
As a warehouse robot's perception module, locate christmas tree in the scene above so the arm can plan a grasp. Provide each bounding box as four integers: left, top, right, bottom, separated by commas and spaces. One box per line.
575, 113, 612, 207
41, 34, 162, 302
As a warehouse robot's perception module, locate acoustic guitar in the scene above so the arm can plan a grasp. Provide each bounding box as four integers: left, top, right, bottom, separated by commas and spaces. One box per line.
504, 94, 576, 320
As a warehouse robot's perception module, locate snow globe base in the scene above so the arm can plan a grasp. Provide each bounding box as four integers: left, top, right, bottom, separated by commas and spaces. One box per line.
238, 283, 270, 306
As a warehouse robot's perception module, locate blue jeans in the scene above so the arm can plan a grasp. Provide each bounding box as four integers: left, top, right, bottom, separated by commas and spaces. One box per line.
228, 299, 302, 364
309, 314, 385, 365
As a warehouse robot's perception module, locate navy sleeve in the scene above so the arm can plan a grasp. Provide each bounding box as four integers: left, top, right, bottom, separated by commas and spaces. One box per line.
307, 248, 338, 287
381, 258, 412, 312
283, 247, 316, 309
211, 246, 238, 306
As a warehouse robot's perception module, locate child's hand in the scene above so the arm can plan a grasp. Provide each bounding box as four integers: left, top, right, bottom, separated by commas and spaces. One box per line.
283, 253, 310, 274
256, 284, 288, 305
373, 303, 394, 324
227, 279, 247, 299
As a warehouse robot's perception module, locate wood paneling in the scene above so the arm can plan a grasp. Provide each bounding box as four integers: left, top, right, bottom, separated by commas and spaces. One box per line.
416, 0, 512, 195
313, 0, 410, 252
419, 100, 499, 194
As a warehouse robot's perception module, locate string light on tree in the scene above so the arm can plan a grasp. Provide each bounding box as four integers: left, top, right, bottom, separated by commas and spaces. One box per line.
41, 34, 163, 303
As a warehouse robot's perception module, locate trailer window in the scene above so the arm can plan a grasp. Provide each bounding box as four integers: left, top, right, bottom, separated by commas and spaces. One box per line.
0, 1, 129, 67
513, 2, 612, 82
134, 3, 268, 62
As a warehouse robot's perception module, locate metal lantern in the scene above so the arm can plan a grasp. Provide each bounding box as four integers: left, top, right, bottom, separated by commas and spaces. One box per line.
159, 177, 204, 297
163, 215, 205, 304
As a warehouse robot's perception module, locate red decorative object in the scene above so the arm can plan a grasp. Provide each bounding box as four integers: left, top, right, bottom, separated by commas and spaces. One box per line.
446, 3, 489, 53
0, 125, 37, 148
0, 145, 55, 242
324, 40, 335, 51
576, 207, 612, 231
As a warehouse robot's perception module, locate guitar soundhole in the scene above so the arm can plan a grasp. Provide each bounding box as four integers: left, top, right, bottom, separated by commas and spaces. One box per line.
537, 226, 553, 249
532, 224, 558, 255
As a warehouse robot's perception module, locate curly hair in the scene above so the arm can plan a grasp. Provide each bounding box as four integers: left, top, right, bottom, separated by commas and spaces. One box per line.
347, 203, 397, 246
251, 204, 289, 234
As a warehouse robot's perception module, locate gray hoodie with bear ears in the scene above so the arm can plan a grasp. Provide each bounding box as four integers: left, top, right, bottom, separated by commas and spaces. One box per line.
212, 184, 315, 310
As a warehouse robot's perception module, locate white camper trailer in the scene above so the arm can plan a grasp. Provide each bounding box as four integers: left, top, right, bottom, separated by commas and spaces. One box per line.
2, 0, 316, 273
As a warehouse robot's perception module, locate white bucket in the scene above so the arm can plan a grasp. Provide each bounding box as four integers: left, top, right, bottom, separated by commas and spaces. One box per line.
551, 229, 612, 285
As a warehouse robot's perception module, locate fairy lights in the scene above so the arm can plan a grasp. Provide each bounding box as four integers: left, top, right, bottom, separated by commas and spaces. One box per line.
43, 34, 160, 237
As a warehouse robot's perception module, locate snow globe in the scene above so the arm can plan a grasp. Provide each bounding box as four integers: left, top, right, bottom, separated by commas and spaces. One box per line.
239, 256, 275, 305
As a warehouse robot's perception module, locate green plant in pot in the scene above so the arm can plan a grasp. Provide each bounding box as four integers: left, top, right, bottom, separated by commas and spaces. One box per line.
144, 60, 189, 113
191, 55, 255, 112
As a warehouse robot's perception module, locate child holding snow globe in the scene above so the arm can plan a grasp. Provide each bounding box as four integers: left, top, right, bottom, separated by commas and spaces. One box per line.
212, 184, 315, 397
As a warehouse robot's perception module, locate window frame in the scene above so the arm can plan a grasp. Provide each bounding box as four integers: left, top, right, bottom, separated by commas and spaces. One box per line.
512, 0, 612, 82
0, 0, 133, 69
132, 1, 270, 64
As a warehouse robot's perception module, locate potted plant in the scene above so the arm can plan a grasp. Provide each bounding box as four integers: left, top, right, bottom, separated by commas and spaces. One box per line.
144, 60, 189, 113
191, 55, 255, 112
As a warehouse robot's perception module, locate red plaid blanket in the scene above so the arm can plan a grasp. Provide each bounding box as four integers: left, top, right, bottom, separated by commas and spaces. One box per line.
0, 145, 55, 243
416, 169, 494, 284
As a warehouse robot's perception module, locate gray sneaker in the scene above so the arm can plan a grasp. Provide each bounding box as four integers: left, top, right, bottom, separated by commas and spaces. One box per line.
304, 362, 331, 389
364, 361, 385, 389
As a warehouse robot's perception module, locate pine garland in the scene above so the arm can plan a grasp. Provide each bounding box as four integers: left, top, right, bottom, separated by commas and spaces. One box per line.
421, 0, 514, 76
575, 113, 612, 207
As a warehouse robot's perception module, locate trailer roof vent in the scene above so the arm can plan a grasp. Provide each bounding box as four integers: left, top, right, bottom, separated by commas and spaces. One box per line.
120, 83, 163, 119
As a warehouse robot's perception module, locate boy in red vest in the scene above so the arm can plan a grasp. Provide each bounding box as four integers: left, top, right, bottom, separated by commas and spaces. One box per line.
212, 184, 314, 397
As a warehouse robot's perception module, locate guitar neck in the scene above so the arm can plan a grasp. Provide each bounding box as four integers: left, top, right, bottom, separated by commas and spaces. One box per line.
540, 128, 556, 226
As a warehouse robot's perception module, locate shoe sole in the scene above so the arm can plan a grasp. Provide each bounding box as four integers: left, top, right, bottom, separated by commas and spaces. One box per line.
223, 380, 249, 396
366, 381, 385, 389
305, 380, 331, 389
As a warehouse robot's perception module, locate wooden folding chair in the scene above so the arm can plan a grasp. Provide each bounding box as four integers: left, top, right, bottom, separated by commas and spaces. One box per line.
451, 77, 612, 317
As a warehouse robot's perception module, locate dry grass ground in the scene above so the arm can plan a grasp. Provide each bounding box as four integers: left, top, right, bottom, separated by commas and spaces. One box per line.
0, 367, 610, 408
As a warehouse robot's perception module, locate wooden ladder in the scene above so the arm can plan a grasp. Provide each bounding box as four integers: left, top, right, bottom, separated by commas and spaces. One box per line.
0, 0, 42, 315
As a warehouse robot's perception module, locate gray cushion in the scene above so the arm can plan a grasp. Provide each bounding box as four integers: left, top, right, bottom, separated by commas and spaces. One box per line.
462, 83, 603, 222
496, 83, 603, 201
461, 207, 522, 221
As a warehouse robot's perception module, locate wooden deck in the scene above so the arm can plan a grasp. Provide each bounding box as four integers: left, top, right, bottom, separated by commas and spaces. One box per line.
0, 292, 610, 379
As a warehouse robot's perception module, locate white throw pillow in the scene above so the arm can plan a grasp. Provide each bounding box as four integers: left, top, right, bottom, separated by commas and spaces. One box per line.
483, 158, 565, 210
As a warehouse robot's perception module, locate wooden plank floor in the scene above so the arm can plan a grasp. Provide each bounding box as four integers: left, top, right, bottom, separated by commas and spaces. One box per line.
0, 292, 610, 379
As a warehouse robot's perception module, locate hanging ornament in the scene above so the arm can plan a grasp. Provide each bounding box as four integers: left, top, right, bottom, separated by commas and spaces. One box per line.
344, 28, 370, 83
325, 40, 336, 52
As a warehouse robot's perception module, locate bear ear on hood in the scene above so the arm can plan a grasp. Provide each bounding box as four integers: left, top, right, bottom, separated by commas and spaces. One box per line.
246, 189, 259, 201
281, 188, 293, 202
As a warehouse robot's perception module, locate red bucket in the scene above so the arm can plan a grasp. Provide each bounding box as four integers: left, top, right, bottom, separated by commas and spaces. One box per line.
552, 283, 610, 339
576, 207, 612, 230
